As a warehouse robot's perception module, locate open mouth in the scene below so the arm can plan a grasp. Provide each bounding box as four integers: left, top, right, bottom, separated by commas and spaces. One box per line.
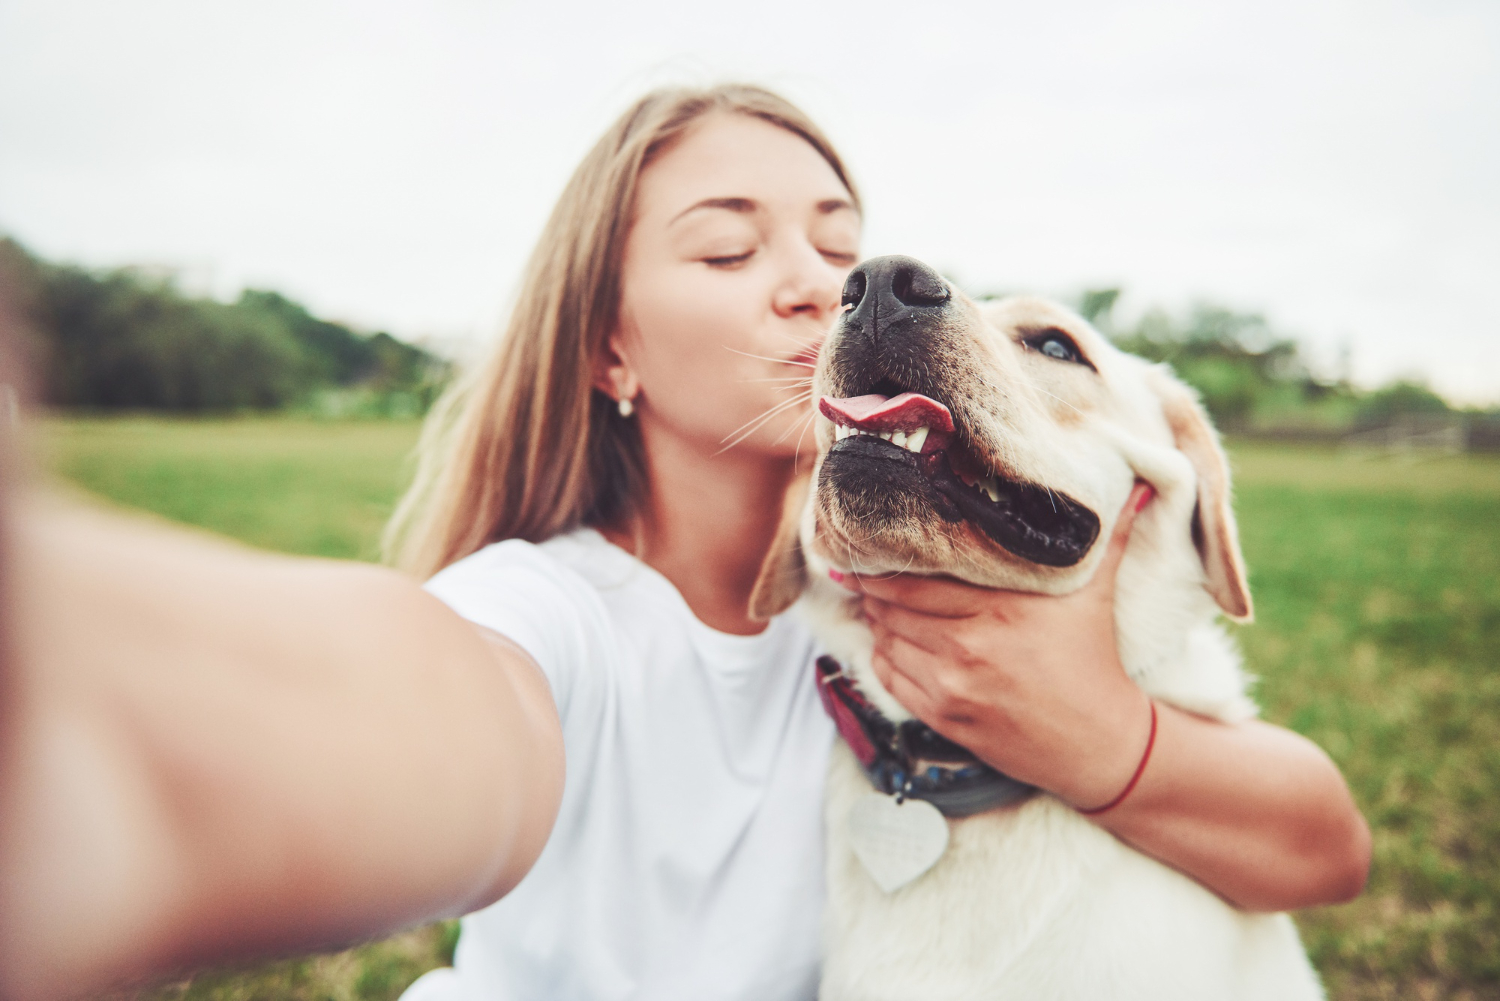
819, 392, 1101, 567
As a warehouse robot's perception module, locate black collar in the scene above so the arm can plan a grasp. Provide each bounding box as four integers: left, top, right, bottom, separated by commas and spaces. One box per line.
816, 655, 1034, 818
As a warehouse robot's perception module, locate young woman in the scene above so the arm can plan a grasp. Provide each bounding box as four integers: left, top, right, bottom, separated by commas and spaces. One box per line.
388, 85, 1370, 1001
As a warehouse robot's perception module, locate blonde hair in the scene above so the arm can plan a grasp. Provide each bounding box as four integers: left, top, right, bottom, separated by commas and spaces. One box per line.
384, 84, 860, 578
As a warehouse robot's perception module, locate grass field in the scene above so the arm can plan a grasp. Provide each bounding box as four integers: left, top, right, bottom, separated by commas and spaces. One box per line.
36, 416, 422, 561
38, 417, 1500, 1001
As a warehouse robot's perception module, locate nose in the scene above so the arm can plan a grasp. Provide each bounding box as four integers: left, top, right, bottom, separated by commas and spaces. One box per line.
773, 237, 846, 321
840, 255, 951, 342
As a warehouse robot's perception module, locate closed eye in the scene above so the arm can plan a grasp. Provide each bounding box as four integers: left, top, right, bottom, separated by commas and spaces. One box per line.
820, 249, 857, 266
1020, 327, 1095, 371
703, 251, 754, 268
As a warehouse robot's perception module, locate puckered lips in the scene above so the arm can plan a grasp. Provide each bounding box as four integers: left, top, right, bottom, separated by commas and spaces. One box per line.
819, 393, 1101, 568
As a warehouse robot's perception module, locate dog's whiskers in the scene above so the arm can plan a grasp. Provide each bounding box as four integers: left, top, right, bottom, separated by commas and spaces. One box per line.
773, 330, 824, 348
741, 374, 816, 385
725, 347, 816, 368
1032, 385, 1087, 418
715, 391, 814, 454
791, 412, 820, 474
832, 525, 920, 583
773, 408, 816, 446
851, 552, 918, 583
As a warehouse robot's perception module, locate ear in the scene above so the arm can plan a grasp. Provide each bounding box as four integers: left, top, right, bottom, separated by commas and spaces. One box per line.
748, 471, 813, 621
592, 329, 639, 403
1146, 368, 1253, 622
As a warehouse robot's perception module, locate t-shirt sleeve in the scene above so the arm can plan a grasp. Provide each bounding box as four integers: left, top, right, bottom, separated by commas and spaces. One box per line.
423, 540, 607, 721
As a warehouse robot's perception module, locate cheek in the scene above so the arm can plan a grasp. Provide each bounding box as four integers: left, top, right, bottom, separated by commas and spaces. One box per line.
1055, 430, 1137, 514
624, 269, 780, 437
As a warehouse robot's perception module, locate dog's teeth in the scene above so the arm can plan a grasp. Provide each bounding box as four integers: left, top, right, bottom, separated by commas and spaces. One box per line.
891, 431, 908, 448
983, 478, 1001, 503
879, 431, 893, 441
905, 427, 929, 452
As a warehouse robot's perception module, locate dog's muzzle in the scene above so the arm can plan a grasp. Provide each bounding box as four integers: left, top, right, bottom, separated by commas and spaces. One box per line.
818, 256, 1101, 567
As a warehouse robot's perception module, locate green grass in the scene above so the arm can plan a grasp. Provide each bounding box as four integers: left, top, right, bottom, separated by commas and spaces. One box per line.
38, 419, 1500, 1000
122, 924, 460, 1001
1227, 445, 1500, 1000
37, 415, 424, 561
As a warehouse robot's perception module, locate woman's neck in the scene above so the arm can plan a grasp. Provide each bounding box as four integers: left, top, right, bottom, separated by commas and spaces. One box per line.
601, 426, 798, 636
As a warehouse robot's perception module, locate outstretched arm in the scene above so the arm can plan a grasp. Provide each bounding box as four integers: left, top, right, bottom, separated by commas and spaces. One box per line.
0, 494, 564, 1001
840, 484, 1370, 912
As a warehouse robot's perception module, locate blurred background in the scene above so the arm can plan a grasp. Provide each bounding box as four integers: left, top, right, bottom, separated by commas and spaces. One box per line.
2, 1, 1497, 998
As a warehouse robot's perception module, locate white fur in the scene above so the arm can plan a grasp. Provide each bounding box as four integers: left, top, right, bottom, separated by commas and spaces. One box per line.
796, 301, 1323, 999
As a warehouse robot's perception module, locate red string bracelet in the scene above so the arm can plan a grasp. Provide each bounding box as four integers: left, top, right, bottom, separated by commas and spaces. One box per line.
1079, 699, 1158, 817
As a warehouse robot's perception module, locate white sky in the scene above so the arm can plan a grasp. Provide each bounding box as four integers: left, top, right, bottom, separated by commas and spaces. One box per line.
2, 0, 1497, 403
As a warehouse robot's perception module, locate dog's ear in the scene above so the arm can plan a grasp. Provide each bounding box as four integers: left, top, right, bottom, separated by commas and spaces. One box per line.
748, 471, 812, 621
1147, 369, 1253, 622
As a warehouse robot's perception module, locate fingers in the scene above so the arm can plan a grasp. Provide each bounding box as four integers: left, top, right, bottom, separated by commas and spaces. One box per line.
869, 650, 938, 723
865, 602, 947, 656
829, 568, 991, 618
1084, 481, 1154, 595
870, 632, 991, 739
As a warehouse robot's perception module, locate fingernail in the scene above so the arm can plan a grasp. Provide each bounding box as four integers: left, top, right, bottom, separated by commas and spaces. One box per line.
828, 568, 845, 583
1135, 485, 1156, 512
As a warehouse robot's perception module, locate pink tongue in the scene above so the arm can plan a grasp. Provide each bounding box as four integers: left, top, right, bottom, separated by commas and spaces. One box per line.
819, 393, 955, 433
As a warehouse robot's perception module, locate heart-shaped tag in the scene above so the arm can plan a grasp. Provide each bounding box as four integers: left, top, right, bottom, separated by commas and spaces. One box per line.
847, 792, 950, 893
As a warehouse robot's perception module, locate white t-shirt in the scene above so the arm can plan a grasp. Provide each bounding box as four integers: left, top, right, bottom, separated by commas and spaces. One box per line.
401, 529, 834, 1001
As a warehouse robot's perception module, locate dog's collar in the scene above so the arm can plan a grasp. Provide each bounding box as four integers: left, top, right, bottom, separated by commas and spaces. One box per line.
816, 655, 1035, 818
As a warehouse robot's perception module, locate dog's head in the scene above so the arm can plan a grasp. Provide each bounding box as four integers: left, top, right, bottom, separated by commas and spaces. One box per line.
751, 254, 1251, 624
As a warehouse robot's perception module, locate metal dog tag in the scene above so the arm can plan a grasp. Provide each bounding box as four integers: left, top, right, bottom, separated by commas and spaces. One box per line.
847, 792, 950, 893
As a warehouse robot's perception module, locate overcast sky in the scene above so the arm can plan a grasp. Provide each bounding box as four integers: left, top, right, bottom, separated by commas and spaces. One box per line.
2, 0, 1497, 402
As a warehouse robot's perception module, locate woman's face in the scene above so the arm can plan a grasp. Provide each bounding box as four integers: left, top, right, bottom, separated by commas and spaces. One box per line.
610, 113, 860, 461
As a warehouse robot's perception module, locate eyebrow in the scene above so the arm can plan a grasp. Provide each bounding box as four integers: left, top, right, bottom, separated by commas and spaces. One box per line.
670, 197, 756, 225
669, 195, 859, 225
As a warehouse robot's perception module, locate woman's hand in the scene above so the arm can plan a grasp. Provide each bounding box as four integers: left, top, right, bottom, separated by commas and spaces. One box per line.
840, 483, 1157, 810
836, 484, 1371, 911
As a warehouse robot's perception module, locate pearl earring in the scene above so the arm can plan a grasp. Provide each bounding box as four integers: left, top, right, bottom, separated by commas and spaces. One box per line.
618, 396, 634, 418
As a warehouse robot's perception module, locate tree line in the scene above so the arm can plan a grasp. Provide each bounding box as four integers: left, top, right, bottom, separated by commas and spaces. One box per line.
2, 237, 1493, 448
1, 238, 449, 415
1074, 288, 1498, 449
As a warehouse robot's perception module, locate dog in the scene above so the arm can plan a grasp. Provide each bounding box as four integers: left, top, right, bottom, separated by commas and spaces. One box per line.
749, 256, 1324, 999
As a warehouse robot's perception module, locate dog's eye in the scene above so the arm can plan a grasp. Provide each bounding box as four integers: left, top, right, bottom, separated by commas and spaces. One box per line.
1021, 328, 1093, 370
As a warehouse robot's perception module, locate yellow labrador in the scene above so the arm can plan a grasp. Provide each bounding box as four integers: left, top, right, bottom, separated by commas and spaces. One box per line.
752, 256, 1322, 1000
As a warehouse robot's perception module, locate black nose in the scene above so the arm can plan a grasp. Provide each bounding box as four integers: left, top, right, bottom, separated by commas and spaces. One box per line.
841, 255, 951, 341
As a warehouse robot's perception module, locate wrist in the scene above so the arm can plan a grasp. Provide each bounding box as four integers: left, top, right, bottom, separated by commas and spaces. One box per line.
1055, 686, 1156, 811
1077, 699, 1158, 815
